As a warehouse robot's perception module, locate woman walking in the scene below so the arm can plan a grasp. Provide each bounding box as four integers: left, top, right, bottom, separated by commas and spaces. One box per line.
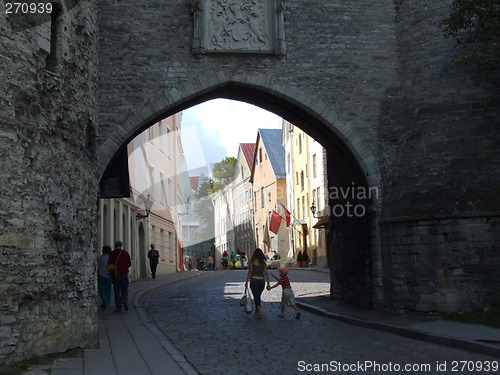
245, 248, 271, 319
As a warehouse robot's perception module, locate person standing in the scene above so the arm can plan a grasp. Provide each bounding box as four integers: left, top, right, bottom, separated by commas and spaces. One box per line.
147, 244, 160, 279
97, 245, 112, 309
268, 268, 301, 319
245, 248, 271, 319
207, 255, 214, 270
108, 240, 132, 312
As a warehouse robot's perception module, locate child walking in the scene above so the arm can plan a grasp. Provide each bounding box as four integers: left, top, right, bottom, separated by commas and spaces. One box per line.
268, 268, 301, 319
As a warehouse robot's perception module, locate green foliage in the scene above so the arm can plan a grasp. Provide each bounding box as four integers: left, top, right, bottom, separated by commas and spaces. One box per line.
197, 176, 214, 198
212, 157, 237, 191
441, 0, 500, 100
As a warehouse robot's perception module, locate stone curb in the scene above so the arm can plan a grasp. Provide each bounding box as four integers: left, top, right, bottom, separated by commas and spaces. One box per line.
132, 272, 207, 375
295, 301, 500, 359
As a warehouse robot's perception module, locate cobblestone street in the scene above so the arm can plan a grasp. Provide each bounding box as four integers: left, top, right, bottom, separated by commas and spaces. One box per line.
141, 270, 499, 375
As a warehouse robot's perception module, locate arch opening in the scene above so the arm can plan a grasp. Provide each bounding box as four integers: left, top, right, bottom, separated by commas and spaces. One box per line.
98, 84, 378, 307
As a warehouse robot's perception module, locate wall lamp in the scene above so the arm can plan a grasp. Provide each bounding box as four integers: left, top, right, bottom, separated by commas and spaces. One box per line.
136, 193, 154, 220
310, 204, 323, 219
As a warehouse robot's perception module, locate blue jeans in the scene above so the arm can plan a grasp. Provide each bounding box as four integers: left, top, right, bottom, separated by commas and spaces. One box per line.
250, 278, 265, 307
112, 273, 129, 310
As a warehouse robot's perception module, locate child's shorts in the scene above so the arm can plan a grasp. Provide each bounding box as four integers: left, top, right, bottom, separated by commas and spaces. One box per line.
281, 288, 296, 306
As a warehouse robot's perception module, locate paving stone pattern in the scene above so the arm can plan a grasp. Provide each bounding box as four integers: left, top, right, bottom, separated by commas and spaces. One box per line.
141, 271, 498, 375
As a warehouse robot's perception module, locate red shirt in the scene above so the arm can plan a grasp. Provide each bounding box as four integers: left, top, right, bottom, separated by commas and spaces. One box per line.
278, 275, 291, 289
108, 248, 131, 276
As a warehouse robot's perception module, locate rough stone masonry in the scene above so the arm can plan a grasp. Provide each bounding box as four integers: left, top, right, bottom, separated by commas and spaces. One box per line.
0, 0, 499, 366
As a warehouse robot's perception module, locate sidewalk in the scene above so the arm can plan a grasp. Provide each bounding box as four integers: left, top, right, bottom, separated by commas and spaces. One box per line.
23, 269, 500, 374
295, 267, 500, 359
42, 272, 204, 375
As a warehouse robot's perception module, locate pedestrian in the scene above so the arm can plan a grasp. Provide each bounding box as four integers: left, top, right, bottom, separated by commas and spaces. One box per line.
108, 240, 132, 313
268, 268, 301, 319
230, 251, 237, 269
207, 255, 214, 270
245, 248, 271, 319
147, 244, 160, 279
97, 245, 112, 309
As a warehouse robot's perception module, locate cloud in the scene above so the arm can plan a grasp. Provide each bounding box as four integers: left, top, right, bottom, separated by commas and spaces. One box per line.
181, 99, 282, 168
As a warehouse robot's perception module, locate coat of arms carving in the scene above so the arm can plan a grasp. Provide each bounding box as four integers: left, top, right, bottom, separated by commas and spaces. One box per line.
192, 0, 286, 58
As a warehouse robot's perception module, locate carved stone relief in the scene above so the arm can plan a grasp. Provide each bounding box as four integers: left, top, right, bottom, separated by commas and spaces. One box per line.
192, 0, 286, 58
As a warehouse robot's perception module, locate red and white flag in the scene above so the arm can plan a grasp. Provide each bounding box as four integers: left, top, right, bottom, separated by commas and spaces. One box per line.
281, 203, 291, 228
269, 210, 283, 234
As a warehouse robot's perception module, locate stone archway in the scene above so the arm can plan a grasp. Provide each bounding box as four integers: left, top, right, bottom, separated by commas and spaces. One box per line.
98, 82, 380, 308
2, 0, 499, 366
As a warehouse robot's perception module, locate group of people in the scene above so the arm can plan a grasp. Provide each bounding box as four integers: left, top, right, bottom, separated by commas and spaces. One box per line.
245, 248, 300, 319
97, 242, 160, 312
98, 243, 299, 319
97, 240, 132, 312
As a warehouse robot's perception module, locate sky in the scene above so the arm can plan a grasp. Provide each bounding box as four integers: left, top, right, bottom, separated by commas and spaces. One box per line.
180, 99, 283, 171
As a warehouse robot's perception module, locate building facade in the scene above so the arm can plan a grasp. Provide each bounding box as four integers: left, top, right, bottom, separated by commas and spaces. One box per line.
250, 129, 289, 264
98, 114, 185, 279
282, 121, 328, 268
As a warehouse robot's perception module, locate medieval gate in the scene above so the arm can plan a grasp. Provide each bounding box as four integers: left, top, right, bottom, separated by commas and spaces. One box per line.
1, 0, 499, 365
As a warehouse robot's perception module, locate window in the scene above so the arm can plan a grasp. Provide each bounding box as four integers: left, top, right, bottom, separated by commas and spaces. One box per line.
160, 229, 165, 260
268, 192, 271, 202
160, 172, 165, 206
300, 170, 304, 191
261, 188, 265, 208
167, 178, 172, 207
312, 154, 317, 178
299, 134, 302, 154
169, 232, 174, 262
297, 198, 300, 218
149, 126, 154, 142
159, 121, 164, 152
166, 128, 172, 159
149, 166, 155, 198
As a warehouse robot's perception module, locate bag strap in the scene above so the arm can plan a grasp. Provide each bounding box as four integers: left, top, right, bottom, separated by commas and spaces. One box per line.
114, 249, 123, 266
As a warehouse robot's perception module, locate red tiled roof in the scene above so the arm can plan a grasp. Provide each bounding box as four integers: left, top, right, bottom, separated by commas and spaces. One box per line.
190, 176, 199, 194
240, 143, 256, 173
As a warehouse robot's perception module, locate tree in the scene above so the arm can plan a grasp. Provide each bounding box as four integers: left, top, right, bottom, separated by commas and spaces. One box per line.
441, 0, 500, 105
198, 176, 214, 197
212, 156, 237, 191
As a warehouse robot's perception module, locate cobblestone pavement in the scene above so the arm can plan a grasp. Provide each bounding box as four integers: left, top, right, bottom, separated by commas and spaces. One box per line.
141, 270, 499, 375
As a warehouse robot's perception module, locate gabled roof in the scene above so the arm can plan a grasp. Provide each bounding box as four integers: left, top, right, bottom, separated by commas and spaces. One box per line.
240, 143, 256, 173
190, 176, 199, 194
259, 129, 286, 178
250, 129, 286, 182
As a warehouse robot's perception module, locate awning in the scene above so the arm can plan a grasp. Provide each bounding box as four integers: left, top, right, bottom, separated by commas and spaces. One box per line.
312, 214, 329, 229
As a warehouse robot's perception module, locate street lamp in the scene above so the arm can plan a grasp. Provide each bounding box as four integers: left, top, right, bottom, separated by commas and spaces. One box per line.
136, 193, 154, 220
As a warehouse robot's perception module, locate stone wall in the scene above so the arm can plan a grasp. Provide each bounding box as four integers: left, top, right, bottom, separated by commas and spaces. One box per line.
375, 1, 500, 312
0, 0, 499, 366
0, 1, 99, 365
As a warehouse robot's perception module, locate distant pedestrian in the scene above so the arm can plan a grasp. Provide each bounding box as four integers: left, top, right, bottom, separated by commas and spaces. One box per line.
97, 245, 112, 309
245, 248, 271, 319
147, 244, 160, 279
108, 240, 132, 312
268, 268, 300, 319
207, 255, 214, 270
